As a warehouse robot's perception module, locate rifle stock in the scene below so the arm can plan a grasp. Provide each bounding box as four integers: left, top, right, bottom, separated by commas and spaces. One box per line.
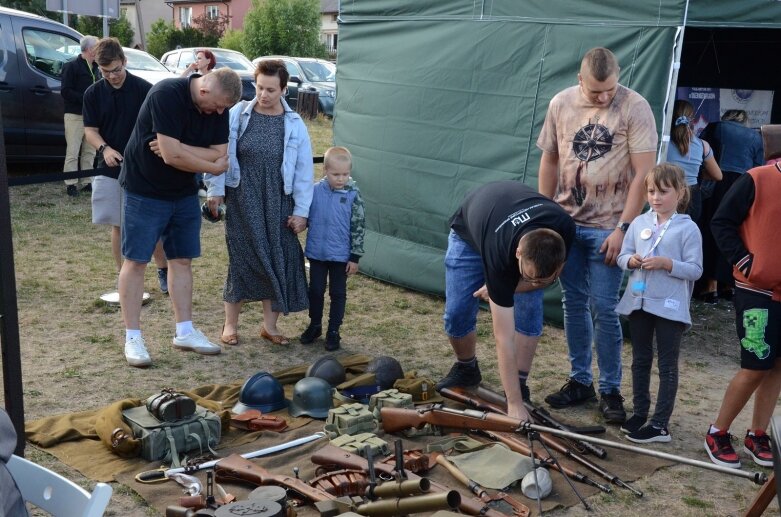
311, 444, 512, 517
214, 454, 337, 502
380, 405, 522, 434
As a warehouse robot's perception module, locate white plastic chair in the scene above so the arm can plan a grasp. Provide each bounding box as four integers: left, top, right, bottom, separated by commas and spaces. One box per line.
6, 454, 112, 517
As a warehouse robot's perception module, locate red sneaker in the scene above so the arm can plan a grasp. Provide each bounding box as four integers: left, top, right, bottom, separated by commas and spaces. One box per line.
744, 429, 773, 468
704, 428, 741, 468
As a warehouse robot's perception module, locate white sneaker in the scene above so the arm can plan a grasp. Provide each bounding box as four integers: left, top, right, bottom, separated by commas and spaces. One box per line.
125, 336, 152, 367
173, 328, 222, 355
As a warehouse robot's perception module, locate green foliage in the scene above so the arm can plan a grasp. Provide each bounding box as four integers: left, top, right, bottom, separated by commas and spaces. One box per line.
74, 12, 135, 46
219, 29, 245, 53
146, 15, 231, 59
242, 0, 327, 60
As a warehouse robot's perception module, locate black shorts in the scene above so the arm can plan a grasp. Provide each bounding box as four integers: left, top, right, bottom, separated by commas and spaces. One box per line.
735, 287, 781, 370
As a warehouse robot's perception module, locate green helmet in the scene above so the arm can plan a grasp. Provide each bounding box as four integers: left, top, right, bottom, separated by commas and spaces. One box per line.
288, 377, 333, 418
306, 354, 346, 386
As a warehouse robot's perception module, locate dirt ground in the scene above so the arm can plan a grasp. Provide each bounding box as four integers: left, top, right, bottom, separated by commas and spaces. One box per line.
2, 176, 779, 516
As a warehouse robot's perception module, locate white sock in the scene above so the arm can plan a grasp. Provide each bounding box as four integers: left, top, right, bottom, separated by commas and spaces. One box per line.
126, 329, 142, 341
709, 424, 721, 434
176, 321, 194, 338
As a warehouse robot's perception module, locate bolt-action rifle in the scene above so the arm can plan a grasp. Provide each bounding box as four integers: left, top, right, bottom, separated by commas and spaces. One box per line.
440, 386, 607, 458
310, 444, 526, 517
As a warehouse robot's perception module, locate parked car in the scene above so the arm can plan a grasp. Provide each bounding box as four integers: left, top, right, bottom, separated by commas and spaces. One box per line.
0, 6, 83, 161
123, 47, 178, 84
160, 47, 256, 101
252, 56, 336, 116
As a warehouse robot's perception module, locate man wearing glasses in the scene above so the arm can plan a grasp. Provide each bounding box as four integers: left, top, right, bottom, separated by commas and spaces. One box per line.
83, 38, 169, 303
435, 181, 575, 422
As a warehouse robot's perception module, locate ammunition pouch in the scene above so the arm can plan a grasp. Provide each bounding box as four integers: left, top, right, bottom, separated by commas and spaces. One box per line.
369, 389, 414, 422
122, 405, 221, 468
330, 432, 390, 458
309, 468, 369, 497
393, 375, 443, 403
230, 409, 287, 432
324, 403, 378, 437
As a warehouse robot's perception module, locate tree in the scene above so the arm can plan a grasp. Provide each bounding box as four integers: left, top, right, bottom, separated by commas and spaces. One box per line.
219, 29, 245, 53
75, 12, 135, 46
145, 19, 174, 58
191, 12, 230, 47
243, 0, 327, 60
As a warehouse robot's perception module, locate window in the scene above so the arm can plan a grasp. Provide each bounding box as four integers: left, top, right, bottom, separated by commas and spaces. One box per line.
206, 6, 220, 19
22, 28, 79, 78
180, 7, 192, 28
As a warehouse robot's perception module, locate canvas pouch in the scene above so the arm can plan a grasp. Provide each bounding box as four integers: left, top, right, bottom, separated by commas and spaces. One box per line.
369, 389, 414, 421
330, 432, 390, 458
122, 405, 221, 468
324, 403, 378, 438
393, 376, 443, 403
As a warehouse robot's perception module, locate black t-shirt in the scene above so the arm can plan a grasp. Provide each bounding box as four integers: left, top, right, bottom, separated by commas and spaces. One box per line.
119, 76, 229, 200
450, 181, 575, 307
83, 72, 152, 156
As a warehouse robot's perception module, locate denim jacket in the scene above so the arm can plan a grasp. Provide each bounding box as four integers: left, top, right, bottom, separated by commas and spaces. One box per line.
205, 97, 314, 217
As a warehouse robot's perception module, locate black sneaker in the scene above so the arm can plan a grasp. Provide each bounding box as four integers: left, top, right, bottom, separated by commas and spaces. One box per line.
544, 379, 596, 408
325, 330, 340, 351
599, 390, 627, 424
66, 185, 79, 197
620, 414, 647, 434
435, 360, 482, 392
300, 323, 322, 344
157, 267, 168, 295
627, 425, 671, 443
81, 183, 92, 193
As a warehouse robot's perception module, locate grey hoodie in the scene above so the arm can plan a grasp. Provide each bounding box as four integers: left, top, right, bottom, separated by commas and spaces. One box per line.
616, 210, 703, 327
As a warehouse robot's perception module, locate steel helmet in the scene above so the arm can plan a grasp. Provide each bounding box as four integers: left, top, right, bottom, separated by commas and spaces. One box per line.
306, 354, 347, 386
366, 356, 405, 390
232, 372, 287, 414
288, 377, 333, 418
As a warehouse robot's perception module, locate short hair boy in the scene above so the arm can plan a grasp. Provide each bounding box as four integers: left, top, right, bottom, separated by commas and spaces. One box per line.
300, 147, 365, 351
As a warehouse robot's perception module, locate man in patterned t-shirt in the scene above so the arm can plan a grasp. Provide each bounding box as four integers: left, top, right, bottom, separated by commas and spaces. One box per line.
537, 47, 658, 424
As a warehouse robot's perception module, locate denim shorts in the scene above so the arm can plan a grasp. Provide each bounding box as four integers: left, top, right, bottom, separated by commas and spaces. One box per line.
121, 190, 201, 262
443, 230, 543, 338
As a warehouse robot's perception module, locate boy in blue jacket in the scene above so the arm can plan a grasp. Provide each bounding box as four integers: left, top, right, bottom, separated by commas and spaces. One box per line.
301, 147, 365, 350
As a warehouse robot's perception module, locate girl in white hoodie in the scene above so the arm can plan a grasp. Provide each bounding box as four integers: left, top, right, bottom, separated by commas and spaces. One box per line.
616, 163, 703, 443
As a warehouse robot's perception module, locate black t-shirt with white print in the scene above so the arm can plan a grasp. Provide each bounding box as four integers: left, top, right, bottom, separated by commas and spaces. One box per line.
450, 181, 575, 307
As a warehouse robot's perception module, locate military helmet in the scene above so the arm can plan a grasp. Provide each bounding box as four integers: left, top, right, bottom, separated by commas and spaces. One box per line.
306, 354, 346, 386
232, 372, 287, 414
366, 356, 405, 390
288, 377, 333, 418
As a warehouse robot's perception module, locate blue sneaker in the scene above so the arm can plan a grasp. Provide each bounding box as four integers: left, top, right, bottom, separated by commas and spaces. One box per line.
157, 267, 168, 295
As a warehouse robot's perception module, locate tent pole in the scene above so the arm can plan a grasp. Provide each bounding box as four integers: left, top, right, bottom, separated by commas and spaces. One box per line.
659, 0, 690, 161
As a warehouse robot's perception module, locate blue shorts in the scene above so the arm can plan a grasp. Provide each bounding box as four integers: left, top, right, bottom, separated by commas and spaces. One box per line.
443, 230, 543, 338
121, 190, 201, 262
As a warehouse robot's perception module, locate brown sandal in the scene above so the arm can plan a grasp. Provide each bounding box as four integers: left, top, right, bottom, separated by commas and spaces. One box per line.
221, 325, 239, 346
260, 325, 290, 345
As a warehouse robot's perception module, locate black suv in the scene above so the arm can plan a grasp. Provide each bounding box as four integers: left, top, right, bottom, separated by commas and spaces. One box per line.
0, 7, 83, 161
253, 56, 336, 116
160, 47, 256, 101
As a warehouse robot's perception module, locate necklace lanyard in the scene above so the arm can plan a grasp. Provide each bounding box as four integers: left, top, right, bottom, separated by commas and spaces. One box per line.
642, 212, 676, 259
85, 59, 96, 83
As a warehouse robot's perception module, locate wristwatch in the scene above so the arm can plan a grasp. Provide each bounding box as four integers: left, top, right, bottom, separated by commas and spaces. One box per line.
616, 221, 630, 232
98, 143, 107, 155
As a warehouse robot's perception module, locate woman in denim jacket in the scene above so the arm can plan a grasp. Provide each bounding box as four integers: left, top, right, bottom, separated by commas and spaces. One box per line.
206, 59, 314, 346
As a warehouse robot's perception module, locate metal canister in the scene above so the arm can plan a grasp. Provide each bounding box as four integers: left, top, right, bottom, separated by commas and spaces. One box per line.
215, 501, 284, 517
249, 485, 288, 508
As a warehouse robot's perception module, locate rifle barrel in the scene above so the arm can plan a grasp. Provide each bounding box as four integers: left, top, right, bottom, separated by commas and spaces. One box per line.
523, 422, 767, 485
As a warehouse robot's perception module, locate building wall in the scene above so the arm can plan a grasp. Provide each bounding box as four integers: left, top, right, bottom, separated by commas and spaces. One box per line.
120, 0, 170, 49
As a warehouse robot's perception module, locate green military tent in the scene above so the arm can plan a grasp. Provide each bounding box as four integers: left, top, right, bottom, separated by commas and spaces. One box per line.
333, 0, 781, 315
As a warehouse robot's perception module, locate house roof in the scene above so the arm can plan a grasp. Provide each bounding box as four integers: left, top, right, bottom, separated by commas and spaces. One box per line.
321, 0, 338, 14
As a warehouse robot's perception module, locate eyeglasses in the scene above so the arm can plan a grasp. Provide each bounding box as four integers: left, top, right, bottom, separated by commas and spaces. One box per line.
519, 260, 558, 287
100, 65, 124, 77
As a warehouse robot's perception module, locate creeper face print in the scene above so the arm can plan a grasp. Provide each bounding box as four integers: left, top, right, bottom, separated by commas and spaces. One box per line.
741, 308, 770, 360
